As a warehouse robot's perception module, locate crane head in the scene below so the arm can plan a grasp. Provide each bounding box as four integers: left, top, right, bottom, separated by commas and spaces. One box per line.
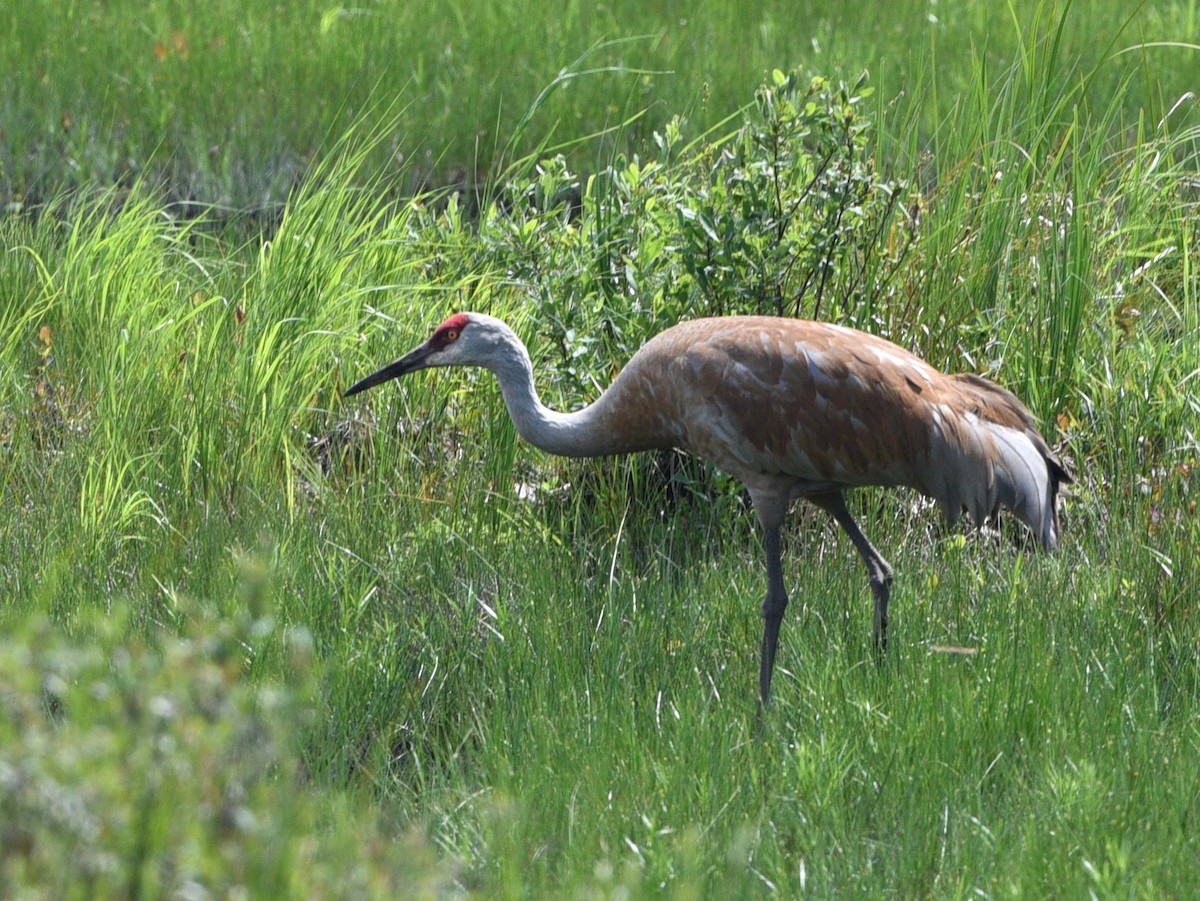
344, 312, 500, 397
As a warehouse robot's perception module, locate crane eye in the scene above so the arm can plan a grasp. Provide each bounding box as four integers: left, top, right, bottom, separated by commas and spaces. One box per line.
445, 329, 459, 342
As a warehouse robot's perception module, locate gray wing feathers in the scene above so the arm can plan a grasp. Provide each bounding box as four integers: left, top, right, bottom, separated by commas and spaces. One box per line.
928, 413, 992, 529
925, 414, 1062, 550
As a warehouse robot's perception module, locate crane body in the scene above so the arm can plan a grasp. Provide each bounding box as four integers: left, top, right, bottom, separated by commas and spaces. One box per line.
346, 312, 1070, 704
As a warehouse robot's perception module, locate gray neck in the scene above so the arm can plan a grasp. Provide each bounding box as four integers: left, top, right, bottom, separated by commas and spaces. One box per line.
487, 342, 617, 458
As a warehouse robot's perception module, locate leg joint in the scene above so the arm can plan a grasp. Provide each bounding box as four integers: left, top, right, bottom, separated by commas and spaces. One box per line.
761, 591, 789, 621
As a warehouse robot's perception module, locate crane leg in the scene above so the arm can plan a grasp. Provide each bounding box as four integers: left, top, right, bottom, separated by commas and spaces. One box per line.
811, 492, 894, 654
759, 524, 789, 707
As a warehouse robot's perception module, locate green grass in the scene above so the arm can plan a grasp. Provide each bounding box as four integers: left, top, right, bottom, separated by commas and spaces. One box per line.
3, 0, 1200, 897
4, 0, 1200, 208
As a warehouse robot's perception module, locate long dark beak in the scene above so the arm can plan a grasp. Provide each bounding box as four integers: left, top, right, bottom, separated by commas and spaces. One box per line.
344, 341, 435, 397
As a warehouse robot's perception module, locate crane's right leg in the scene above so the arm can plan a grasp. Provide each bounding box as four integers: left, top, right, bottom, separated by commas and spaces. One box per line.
759, 524, 789, 707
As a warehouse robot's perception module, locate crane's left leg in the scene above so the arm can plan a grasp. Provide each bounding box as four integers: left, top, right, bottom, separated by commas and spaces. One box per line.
811, 492, 894, 653
758, 524, 788, 706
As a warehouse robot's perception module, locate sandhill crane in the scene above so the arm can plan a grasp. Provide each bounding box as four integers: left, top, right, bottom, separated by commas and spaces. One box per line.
345, 312, 1070, 705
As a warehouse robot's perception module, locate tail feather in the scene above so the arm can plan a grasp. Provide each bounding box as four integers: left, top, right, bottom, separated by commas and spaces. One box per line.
983, 421, 1067, 549
931, 374, 1071, 550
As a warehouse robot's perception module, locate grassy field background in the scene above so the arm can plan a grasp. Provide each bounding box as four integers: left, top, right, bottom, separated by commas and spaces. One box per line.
5, 0, 1200, 208
3, 0, 1199, 897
